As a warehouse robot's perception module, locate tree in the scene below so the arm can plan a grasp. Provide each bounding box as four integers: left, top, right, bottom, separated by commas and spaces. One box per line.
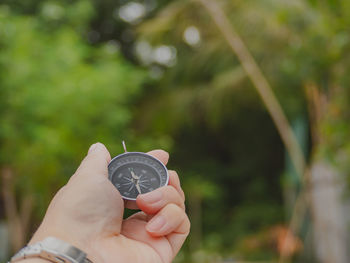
133, 0, 350, 261
0, 2, 145, 251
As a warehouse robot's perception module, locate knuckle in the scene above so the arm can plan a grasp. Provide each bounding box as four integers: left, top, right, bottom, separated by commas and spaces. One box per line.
164, 186, 185, 207
165, 203, 182, 214
169, 185, 179, 194
163, 185, 178, 197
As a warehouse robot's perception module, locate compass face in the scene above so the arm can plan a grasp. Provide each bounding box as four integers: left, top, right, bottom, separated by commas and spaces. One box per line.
108, 152, 169, 200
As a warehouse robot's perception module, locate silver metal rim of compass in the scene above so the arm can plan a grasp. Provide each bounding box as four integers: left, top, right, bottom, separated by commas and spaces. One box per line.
108, 151, 169, 201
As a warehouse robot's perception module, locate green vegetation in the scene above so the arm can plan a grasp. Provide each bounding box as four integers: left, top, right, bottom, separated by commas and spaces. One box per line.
1, 0, 350, 262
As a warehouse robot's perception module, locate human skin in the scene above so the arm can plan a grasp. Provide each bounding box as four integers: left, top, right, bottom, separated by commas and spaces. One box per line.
17, 143, 190, 263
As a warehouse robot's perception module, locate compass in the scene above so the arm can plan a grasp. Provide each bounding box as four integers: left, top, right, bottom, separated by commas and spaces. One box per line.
108, 142, 169, 200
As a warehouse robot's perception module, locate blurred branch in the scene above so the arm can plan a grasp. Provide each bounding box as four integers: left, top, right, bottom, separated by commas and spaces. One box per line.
196, 1, 309, 262
278, 172, 309, 263
20, 194, 34, 238
196, 0, 306, 179
1, 166, 24, 251
305, 82, 328, 147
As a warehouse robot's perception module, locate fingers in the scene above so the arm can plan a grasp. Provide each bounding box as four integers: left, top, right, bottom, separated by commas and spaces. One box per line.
145, 204, 190, 237
124, 164, 189, 261
74, 143, 111, 178
137, 186, 185, 214
147, 150, 169, 165
145, 201, 190, 256
136, 182, 188, 236
125, 170, 184, 210
121, 212, 173, 263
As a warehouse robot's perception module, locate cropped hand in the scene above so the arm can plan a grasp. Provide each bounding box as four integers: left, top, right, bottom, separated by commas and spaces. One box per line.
29, 143, 190, 263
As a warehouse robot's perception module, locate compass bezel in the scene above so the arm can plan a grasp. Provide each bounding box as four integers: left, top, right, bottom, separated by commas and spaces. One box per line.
108, 152, 169, 201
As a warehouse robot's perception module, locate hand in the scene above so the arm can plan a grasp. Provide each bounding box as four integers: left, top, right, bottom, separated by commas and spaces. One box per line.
28, 143, 190, 263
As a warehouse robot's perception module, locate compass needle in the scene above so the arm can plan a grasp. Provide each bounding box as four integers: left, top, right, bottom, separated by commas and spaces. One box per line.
130, 169, 140, 180
136, 184, 142, 194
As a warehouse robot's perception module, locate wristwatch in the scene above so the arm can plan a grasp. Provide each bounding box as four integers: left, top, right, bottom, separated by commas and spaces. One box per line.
9, 237, 93, 263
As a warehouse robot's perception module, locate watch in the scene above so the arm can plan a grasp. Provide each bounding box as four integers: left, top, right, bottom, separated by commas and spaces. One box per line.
9, 237, 93, 263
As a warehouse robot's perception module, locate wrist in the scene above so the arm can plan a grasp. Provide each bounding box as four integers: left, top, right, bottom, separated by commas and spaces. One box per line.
29, 225, 98, 262
29, 227, 87, 252
28, 230, 101, 263
11, 236, 100, 263
27, 217, 105, 263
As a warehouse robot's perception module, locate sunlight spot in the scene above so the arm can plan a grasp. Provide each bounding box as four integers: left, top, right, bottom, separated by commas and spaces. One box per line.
117, 2, 146, 24
153, 45, 177, 66
183, 26, 201, 46
41, 2, 64, 20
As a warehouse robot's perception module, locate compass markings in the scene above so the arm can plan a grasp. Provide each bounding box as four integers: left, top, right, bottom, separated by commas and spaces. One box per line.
108, 152, 169, 200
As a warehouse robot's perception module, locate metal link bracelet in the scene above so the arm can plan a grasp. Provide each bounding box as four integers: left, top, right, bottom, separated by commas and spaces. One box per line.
9, 237, 93, 263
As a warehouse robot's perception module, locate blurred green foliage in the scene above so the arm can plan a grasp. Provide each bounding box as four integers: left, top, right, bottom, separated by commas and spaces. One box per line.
1, 0, 350, 262
0, 2, 145, 215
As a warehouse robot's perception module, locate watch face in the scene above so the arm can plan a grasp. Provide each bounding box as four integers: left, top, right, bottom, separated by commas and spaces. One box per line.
108, 152, 169, 200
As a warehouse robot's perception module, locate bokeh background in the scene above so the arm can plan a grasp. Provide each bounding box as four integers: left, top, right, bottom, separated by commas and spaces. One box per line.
1, 0, 350, 262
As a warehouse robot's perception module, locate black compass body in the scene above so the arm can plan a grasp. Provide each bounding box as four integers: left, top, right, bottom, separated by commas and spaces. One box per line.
108, 152, 169, 200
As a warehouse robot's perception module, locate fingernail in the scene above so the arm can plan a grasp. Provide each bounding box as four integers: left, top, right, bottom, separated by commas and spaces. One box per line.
88, 143, 99, 154
140, 190, 163, 203
146, 215, 166, 232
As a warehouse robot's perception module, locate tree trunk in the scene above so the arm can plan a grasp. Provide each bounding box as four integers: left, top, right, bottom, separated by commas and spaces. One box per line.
1, 166, 33, 252
309, 161, 348, 263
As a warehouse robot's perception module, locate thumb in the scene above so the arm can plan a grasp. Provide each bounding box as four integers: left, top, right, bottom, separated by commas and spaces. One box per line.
75, 143, 111, 178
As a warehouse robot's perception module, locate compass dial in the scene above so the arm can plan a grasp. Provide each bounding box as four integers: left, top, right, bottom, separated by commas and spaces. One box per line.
108, 152, 169, 200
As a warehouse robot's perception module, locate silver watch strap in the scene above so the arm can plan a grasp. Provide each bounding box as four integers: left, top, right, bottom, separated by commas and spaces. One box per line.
10, 237, 92, 263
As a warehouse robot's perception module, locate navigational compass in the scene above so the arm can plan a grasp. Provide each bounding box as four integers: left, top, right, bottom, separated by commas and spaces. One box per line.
108, 141, 169, 200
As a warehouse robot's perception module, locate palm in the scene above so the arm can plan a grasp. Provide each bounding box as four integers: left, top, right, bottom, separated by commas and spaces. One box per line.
97, 213, 174, 263
54, 173, 183, 263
